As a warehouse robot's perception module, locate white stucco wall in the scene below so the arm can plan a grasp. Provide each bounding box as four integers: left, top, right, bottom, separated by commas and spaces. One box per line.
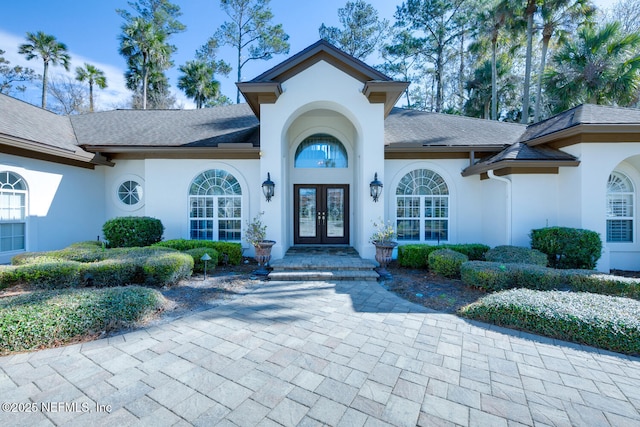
509, 174, 559, 247
259, 60, 386, 260
103, 158, 261, 254
0, 154, 105, 263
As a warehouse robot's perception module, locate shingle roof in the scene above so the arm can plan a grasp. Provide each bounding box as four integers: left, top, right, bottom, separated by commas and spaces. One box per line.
0, 93, 79, 153
520, 104, 640, 143
385, 108, 526, 148
70, 103, 259, 147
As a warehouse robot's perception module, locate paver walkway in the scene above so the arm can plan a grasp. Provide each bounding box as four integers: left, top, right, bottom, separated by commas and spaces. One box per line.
1, 279, 639, 426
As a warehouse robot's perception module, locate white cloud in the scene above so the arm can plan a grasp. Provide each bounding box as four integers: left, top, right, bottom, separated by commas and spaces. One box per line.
1, 29, 195, 111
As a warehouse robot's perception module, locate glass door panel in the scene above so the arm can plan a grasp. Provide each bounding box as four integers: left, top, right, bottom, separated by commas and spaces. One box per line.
298, 187, 317, 238
326, 188, 344, 238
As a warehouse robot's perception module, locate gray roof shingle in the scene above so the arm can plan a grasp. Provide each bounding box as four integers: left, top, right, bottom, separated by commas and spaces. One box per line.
520, 104, 640, 143
0, 93, 79, 153
385, 108, 526, 147
70, 103, 259, 147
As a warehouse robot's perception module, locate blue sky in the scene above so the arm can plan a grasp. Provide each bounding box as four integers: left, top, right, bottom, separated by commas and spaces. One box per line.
0, 0, 615, 110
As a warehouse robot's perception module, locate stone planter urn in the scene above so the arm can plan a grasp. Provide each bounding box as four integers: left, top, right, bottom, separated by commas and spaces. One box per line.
253, 240, 276, 276
374, 241, 397, 280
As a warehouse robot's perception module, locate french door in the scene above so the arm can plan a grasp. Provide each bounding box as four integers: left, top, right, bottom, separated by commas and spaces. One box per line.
294, 184, 349, 244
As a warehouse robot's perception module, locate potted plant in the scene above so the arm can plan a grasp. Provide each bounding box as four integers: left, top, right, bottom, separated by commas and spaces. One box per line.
370, 219, 397, 279
244, 212, 275, 276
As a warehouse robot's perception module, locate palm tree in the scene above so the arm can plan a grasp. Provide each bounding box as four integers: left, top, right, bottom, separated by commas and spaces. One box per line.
534, 0, 594, 121
75, 63, 107, 112
544, 22, 640, 112
18, 31, 71, 109
119, 17, 170, 109
178, 60, 221, 108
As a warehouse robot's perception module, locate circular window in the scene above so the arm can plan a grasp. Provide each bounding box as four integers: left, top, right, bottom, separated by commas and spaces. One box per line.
118, 180, 143, 205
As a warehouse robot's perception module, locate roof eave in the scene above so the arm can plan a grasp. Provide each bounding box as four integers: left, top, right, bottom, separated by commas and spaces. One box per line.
82, 144, 260, 160
235, 82, 283, 119
526, 123, 640, 147
363, 81, 410, 117
461, 159, 581, 177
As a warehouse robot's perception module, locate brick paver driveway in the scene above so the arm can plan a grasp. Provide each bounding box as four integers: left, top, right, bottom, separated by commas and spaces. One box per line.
1, 279, 639, 426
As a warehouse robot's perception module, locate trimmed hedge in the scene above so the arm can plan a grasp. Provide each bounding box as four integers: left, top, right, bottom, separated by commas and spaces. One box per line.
153, 239, 242, 265
428, 249, 468, 278
0, 286, 166, 355
1, 246, 192, 289
103, 216, 164, 248
485, 245, 548, 266
567, 272, 640, 300
531, 226, 602, 269
143, 252, 194, 286
185, 248, 219, 274
397, 243, 489, 269
459, 288, 640, 355
460, 261, 564, 292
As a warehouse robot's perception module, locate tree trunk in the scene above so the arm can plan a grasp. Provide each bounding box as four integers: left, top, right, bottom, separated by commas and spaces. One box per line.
491, 38, 498, 121
458, 32, 465, 113
535, 33, 552, 122
89, 81, 94, 112
42, 61, 49, 109
521, 4, 536, 124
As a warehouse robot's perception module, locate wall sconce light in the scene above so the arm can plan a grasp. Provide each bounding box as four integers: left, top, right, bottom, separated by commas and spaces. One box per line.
370, 172, 383, 202
262, 172, 275, 202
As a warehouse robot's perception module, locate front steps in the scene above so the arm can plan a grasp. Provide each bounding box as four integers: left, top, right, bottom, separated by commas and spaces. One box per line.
268, 246, 379, 282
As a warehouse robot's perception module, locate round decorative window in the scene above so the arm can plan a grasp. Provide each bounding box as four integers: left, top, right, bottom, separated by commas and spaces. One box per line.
118, 180, 143, 206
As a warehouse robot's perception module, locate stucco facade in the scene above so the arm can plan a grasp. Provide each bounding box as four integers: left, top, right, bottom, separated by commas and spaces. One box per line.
3, 40, 640, 272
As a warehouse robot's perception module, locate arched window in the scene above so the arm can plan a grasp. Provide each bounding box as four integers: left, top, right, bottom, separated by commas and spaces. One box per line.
0, 171, 27, 252
396, 169, 449, 242
294, 134, 348, 168
189, 170, 242, 241
607, 171, 634, 242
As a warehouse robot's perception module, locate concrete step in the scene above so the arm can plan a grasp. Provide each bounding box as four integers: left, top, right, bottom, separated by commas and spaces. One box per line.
268, 269, 379, 282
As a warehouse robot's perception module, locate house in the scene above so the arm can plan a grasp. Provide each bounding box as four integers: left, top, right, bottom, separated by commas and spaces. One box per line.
2, 40, 640, 272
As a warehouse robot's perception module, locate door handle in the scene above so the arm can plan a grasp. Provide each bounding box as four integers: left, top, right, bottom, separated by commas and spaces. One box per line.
317, 211, 326, 225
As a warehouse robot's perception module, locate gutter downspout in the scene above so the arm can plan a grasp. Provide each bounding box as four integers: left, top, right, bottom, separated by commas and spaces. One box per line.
487, 170, 512, 245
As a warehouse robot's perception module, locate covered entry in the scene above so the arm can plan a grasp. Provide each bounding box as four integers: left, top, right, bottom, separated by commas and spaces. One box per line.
294, 184, 349, 244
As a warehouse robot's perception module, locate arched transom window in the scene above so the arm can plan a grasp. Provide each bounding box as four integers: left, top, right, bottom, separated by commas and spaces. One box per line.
0, 171, 27, 252
607, 171, 634, 242
396, 169, 449, 242
294, 134, 348, 168
189, 169, 242, 241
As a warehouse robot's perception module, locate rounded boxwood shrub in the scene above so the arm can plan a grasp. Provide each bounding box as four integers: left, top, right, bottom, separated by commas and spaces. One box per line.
79, 258, 143, 287
428, 249, 468, 278
460, 261, 565, 292
103, 216, 164, 248
143, 252, 193, 286
185, 248, 219, 274
531, 226, 602, 269
153, 239, 242, 265
485, 245, 548, 266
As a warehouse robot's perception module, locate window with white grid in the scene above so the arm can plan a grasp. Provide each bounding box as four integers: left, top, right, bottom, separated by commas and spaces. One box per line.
607, 172, 634, 243
0, 171, 27, 252
396, 169, 449, 242
189, 170, 242, 241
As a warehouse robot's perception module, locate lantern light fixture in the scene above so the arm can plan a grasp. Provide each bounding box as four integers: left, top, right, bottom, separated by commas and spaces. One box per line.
262, 173, 275, 202
370, 172, 383, 202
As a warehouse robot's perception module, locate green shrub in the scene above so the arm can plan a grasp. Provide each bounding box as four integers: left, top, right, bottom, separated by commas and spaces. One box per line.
103, 216, 164, 248
154, 239, 242, 265
10, 261, 82, 289
485, 245, 548, 266
531, 226, 602, 269
460, 261, 512, 291
79, 258, 143, 287
143, 252, 193, 286
397, 245, 432, 268
0, 286, 166, 355
185, 248, 219, 273
567, 272, 640, 300
447, 244, 490, 261
459, 288, 640, 355
428, 249, 468, 278
460, 261, 565, 292
398, 243, 489, 269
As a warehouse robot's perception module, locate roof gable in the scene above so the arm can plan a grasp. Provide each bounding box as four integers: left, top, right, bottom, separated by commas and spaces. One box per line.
237, 40, 408, 118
